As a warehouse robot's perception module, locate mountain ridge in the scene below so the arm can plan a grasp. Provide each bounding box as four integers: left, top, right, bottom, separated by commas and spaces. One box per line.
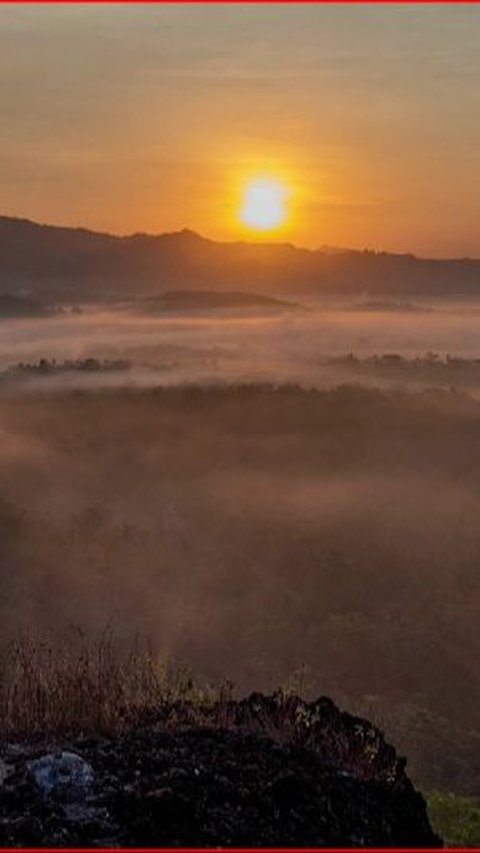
3, 214, 477, 260
1, 214, 480, 302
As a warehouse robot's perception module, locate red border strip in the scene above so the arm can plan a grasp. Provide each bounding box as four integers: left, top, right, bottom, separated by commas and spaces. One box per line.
3, 1, 480, 5
2, 2, 480, 6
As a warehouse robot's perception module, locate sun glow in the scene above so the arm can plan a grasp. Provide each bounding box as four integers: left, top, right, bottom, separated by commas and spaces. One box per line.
239, 178, 288, 232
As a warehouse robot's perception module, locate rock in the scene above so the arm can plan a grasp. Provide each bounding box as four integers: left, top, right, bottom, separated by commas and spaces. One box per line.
27, 752, 94, 803
0, 695, 442, 846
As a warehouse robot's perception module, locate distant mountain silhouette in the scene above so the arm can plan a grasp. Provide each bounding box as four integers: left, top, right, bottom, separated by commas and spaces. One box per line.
1, 215, 480, 302
130, 289, 300, 315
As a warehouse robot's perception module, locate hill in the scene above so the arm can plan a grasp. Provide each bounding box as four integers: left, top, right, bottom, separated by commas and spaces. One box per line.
0, 693, 440, 847
130, 289, 300, 315
1, 215, 480, 302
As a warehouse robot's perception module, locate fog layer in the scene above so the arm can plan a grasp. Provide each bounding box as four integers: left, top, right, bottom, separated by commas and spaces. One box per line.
2, 300, 480, 393
1, 302, 479, 794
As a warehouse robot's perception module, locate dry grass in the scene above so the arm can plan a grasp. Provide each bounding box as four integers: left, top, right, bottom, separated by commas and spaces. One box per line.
0, 627, 223, 736
0, 626, 309, 740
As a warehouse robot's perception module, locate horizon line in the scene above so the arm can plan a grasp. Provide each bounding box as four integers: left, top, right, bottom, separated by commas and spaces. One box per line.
1, 212, 479, 264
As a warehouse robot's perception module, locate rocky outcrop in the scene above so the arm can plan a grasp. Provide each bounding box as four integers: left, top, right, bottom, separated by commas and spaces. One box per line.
0, 693, 442, 847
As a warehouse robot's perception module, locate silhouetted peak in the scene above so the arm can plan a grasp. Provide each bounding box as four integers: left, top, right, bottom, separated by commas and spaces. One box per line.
0, 214, 113, 240
125, 227, 208, 247
167, 227, 208, 244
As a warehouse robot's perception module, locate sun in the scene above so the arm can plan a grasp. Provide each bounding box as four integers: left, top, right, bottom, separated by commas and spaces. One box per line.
239, 178, 288, 231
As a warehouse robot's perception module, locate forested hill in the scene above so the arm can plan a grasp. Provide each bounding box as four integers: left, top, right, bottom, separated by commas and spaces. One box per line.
1, 214, 480, 302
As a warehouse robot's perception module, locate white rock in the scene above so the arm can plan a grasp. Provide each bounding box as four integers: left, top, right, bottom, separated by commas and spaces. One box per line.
27, 751, 95, 802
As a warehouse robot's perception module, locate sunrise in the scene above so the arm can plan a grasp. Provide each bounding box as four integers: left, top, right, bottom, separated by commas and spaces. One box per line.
239, 178, 288, 231
0, 2, 479, 848
2, 3, 480, 256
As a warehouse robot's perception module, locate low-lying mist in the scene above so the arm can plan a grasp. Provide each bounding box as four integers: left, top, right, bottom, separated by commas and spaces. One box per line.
3, 299, 480, 393
1, 384, 479, 710
1, 301, 480, 794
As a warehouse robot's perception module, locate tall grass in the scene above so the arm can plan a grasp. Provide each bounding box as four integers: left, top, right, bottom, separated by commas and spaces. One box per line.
0, 626, 220, 736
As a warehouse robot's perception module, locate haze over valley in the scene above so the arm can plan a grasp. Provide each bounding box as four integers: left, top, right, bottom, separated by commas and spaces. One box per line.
1, 215, 480, 811
2, 3, 480, 844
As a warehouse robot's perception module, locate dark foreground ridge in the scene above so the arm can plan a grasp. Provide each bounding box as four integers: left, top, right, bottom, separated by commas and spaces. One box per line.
0, 693, 441, 847
2, 213, 480, 300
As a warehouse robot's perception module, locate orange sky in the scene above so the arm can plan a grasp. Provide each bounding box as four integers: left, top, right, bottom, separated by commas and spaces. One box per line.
1, 4, 480, 257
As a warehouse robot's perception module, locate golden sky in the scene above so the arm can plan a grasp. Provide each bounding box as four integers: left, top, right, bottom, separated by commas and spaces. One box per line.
1, 3, 480, 257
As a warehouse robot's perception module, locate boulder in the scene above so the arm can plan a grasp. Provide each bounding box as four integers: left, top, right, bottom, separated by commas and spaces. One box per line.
27, 751, 94, 803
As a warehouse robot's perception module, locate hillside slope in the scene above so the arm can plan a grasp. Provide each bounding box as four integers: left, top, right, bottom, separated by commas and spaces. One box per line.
0, 694, 441, 847
1, 215, 480, 301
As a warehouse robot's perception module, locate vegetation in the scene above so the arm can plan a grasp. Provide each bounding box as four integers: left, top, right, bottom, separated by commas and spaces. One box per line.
3, 214, 480, 300
0, 627, 476, 844
0, 628, 221, 736
2, 357, 131, 379
329, 352, 480, 388
427, 791, 480, 847
0, 381, 479, 841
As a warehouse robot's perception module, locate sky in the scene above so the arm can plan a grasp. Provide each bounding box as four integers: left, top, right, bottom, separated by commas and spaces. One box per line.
1, 3, 480, 257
